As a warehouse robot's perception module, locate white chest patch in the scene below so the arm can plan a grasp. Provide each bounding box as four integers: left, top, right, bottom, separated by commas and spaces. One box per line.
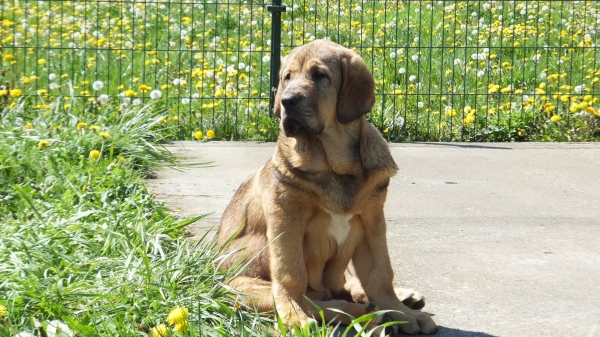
322, 208, 354, 245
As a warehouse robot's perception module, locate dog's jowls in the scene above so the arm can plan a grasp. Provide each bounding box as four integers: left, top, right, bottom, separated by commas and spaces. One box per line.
216, 39, 437, 335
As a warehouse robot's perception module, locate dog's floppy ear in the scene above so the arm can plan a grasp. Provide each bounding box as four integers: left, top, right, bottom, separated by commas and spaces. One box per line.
336, 50, 376, 124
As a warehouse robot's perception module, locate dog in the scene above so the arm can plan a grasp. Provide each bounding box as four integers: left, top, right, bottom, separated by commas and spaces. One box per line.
216, 39, 437, 335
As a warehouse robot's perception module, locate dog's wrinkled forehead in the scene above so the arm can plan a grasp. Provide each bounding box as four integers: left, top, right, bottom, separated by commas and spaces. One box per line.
282, 41, 343, 74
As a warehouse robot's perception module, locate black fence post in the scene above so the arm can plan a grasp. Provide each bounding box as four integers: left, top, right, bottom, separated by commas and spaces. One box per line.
267, 0, 286, 117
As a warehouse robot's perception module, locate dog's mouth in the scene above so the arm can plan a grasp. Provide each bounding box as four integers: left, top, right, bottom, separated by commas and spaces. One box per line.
282, 114, 309, 138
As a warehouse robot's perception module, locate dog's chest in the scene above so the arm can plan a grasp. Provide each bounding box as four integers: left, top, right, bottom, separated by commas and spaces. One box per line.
321, 207, 355, 245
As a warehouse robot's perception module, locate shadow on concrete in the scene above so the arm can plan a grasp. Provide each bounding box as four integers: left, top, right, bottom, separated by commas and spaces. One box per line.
332, 325, 497, 337
429, 326, 499, 337
409, 142, 512, 150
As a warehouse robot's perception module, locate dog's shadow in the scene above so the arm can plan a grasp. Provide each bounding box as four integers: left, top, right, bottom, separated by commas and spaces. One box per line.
332, 325, 498, 337
427, 326, 498, 337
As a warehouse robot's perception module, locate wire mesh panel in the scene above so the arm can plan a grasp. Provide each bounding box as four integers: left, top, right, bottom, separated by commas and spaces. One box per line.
281, 0, 600, 141
1, 1, 599, 141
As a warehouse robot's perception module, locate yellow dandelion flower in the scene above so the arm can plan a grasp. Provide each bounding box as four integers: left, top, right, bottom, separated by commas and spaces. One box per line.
173, 323, 186, 333
90, 125, 101, 131
0, 304, 6, 316
150, 324, 168, 337
9, 89, 22, 98
3, 54, 14, 61
550, 115, 560, 123
89, 150, 100, 160
167, 306, 189, 327
38, 140, 51, 149
26, 122, 33, 129
77, 122, 87, 131
38, 58, 46, 65
585, 107, 598, 115
99, 132, 110, 139
0, 89, 7, 96
22, 76, 31, 84
139, 84, 151, 92
463, 114, 475, 126
194, 131, 203, 140
124, 89, 136, 97
207, 130, 215, 139
569, 104, 580, 113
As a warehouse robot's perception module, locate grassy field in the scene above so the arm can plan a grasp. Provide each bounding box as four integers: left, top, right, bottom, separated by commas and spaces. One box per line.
0, 98, 392, 336
1, 0, 599, 141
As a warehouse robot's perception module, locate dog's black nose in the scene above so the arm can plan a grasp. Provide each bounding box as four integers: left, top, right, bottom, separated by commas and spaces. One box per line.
281, 93, 300, 108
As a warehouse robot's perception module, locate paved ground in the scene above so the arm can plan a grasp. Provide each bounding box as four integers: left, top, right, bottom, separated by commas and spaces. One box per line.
148, 141, 600, 337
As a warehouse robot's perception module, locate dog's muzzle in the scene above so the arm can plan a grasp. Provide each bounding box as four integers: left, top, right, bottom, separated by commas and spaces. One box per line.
280, 92, 310, 137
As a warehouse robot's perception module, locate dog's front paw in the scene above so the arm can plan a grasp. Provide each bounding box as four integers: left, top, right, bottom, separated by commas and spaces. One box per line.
395, 287, 426, 310
390, 310, 437, 335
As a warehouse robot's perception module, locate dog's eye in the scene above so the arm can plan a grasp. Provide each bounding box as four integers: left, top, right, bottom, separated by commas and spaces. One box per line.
312, 71, 327, 81
284, 73, 291, 81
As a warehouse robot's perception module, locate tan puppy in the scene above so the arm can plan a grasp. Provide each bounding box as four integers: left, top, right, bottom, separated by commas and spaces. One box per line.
216, 39, 437, 335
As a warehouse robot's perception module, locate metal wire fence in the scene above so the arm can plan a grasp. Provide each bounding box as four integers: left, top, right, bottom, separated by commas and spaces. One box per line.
1, 0, 599, 141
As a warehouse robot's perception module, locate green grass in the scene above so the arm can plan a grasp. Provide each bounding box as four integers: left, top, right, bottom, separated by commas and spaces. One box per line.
1, 1, 599, 141
0, 96, 395, 336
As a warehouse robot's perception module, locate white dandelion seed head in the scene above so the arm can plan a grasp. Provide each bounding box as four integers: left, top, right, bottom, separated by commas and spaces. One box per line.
98, 94, 109, 104
119, 103, 128, 110
574, 85, 583, 93
132, 99, 141, 106
399, 68, 406, 74
477, 70, 485, 77
92, 80, 104, 91
262, 55, 270, 63
411, 54, 419, 62
418, 102, 424, 108
454, 58, 462, 65
173, 78, 181, 86
408, 75, 417, 82
150, 90, 162, 99
192, 93, 200, 99
395, 116, 405, 127
238, 62, 246, 70
390, 52, 396, 59
46, 320, 73, 337
540, 72, 547, 79
258, 103, 267, 110
231, 55, 237, 62
49, 83, 58, 90
182, 98, 190, 104
49, 73, 57, 80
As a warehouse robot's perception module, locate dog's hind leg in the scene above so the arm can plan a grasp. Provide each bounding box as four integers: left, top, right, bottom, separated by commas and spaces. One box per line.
228, 275, 275, 312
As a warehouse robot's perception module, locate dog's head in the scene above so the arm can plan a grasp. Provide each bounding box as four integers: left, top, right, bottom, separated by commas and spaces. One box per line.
273, 39, 376, 138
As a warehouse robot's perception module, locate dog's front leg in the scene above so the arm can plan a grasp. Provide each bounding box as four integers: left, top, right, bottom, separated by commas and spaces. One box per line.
266, 204, 313, 326
353, 209, 438, 335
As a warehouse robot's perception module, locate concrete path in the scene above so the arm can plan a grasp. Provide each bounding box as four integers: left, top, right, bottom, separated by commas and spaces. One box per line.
148, 141, 600, 337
